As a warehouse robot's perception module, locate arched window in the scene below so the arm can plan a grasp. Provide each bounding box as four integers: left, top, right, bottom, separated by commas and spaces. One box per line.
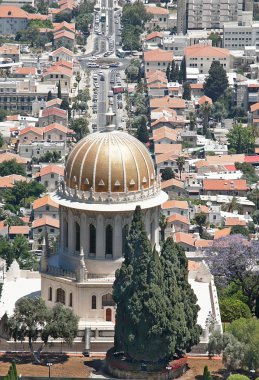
105, 225, 113, 256
64, 220, 68, 248
91, 295, 97, 309
56, 288, 65, 304
75, 222, 80, 251
106, 308, 112, 322
102, 293, 115, 308
122, 224, 129, 256
48, 287, 52, 301
89, 224, 96, 255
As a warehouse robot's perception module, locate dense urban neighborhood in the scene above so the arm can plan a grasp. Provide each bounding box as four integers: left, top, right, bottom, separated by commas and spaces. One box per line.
0, 0, 258, 379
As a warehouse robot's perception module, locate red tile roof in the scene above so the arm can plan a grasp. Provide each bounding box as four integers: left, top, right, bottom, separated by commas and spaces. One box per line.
33, 194, 59, 210
150, 96, 186, 109
45, 98, 62, 108
198, 95, 213, 106
203, 179, 248, 191
54, 30, 75, 41
162, 200, 189, 210
13, 67, 36, 76
0, 174, 27, 188
244, 155, 259, 164
185, 44, 230, 58
250, 102, 259, 112
225, 217, 247, 226
214, 228, 231, 239
19, 126, 43, 136
0, 45, 19, 54
32, 216, 59, 229
43, 123, 69, 133
161, 178, 184, 189
144, 49, 173, 62
145, 31, 163, 41
51, 47, 74, 56
0, 152, 27, 164
41, 107, 67, 118
35, 164, 64, 178
167, 214, 190, 224
0, 5, 28, 18
9, 226, 30, 235
146, 6, 169, 14
154, 143, 182, 155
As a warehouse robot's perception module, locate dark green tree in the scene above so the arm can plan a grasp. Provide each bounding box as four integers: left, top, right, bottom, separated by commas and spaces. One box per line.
159, 213, 167, 242
0, 159, 26, 177
47, 90, 52, 101
182, 82, 191, 100
161, 167, 175, 181
61, 98, 71, 119
204, 61, 229, 102
176, 156, 185, 179
175, 63, 179, 82
0, 110, 7, 122
166, 63, 171, 82
178, 57, 186, 84
136, 117, 149, 143
230, 225, 249, 238
57, 80, 62, 99
170, 60, 176, 82
203, 365, 212, 380
227, 124, 255, 154
113, 207, 172, 362
0, 237, 14, 269
194, 212, 207, 236
160, 238, 201, 352
219, 298, 251, 323
69, 116, 90, 141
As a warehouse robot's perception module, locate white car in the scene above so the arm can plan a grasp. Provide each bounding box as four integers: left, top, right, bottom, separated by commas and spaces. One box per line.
98, 71, 103, 76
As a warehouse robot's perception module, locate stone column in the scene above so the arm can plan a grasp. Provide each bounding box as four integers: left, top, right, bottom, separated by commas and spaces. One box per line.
114, 214, 122, 258
85, 216, 90, 256
96, 214, 104, 258
80, 213, 87, 256
59, 207, 64, 251
145, 209, 151, 240
68, 209, 74, 253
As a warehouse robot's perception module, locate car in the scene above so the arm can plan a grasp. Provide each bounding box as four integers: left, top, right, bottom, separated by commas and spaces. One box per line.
94, 83, 99, 88
97, 31, 102, 35
117, 94, 122, 100
98, 71, 103, 75
101, 64, 109, 69
110, 63, 119, 67
100, 76, 105, 81
103, 52, 109, 57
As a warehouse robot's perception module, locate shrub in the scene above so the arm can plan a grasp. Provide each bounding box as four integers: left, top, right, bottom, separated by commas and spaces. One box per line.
227, 375, 250, 380
220, 298, 251, 323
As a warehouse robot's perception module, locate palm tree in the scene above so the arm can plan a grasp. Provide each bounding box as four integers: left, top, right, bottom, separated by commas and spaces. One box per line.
221, 196, 243, 214
75, 72, 82, 92
176, 156, 185, 179
159, 213, 167, 242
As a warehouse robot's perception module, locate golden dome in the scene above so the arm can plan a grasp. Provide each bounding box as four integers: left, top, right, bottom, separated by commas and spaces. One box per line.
65, 130, 156, 193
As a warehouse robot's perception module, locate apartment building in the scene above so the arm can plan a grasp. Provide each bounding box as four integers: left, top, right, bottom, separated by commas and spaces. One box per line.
177, 0, 253, 33
0, 45, 20, 63
162, 30, 208, 56
0, 78, 69, 112
184, 44, 230, 74
144, 49, 173, 73
145, 6, 170, 30
223, 21, 259, 50
0, 5, 28, 35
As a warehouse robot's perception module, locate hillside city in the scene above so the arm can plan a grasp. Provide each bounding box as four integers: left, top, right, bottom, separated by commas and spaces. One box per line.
0, 0, 258, 379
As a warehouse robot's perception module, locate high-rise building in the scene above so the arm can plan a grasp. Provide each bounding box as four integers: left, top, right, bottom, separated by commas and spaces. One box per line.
177, 0, 253, 33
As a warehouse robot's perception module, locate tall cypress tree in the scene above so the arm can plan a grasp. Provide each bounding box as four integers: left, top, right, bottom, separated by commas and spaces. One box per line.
57, 80, 62, 99
166, 63, 171, 82
160, 238, 201, 352
175, 63, 179, 82
179, 57, 186, 83
169, 60, 175, 82
113, 207, 174, 362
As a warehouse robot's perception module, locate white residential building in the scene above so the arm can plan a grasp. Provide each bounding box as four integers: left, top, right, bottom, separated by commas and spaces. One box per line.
223, 21, 259, 50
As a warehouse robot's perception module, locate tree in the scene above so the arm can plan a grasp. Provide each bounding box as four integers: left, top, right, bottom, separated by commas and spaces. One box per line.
113, 206, 172, 362
126, 64, 139, 82
170, 60, 177, 82
69, 116, 89, 141
230, 225, 249, 238
203, 365, 212, 380
160, 238, 201, 352
134, 115, 149, 144
221, 196, 243, 214
178, 57, 186, 84
182, 82, 191, 100
227, 376, 250, 380
176, 156, 185, 179
60, 98, 71, 119
200, 101, 212, 136
0, 109, 7, 122
4, 181, 45, 210
189, 111, 197, 131
75, 72, 82, 91
8, 298, 78, 363
12, 235, 38, 270
235, 162, 259, 184
57, 80, 62, 99
5, 215, 24, 227
47, 91, 52, 101
166, 63, 171, 81
194, 212, 207, 236
0, 237, 14, 268
161, 167, 175, 181
205, 236, 259, 311
219, 298, 251, 323
227, 124, 255, 154
208, 32, 221, 47
0, 159, 26, 177
39, 151, 61, 163
252, 210, 259, 224
159, 213, 167, 242
21, 4, 37, 12
204, 60, 229, 102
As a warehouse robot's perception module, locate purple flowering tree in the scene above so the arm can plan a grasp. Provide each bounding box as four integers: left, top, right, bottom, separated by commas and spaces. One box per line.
205, 235, 259, 311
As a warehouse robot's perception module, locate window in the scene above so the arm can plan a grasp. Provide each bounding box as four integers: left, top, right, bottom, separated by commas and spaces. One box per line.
60, 135, 62, 140
69, 293, 72, 307
46, 206, 49, 211
75, 222, 80, 251
50, 228, 54, 233
102, 293, 115, 308
105, 225, 113, 256
56, 288, 65, 304
89, 224, 96, 254
51, 173, 54, 178
92, 295, 97, 309
48, 287, 52, 301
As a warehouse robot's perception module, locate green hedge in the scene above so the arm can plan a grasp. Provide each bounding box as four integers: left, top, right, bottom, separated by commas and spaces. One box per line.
227, 375, 250, 380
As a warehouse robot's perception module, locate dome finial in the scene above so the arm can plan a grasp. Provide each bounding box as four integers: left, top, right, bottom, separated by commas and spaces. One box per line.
105, 98, 116, 132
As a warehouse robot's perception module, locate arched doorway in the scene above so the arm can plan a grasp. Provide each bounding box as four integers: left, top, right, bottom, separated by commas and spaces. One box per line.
106, 308, 112, 322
